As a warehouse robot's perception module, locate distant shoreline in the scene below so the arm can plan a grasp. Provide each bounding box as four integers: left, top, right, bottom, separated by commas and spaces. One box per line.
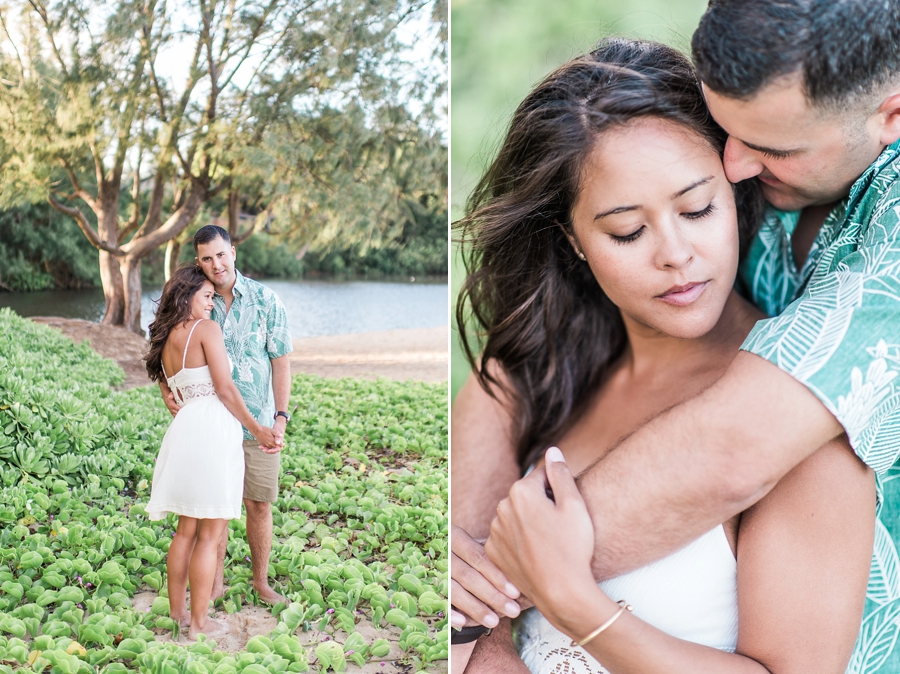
29, 317, 448, 388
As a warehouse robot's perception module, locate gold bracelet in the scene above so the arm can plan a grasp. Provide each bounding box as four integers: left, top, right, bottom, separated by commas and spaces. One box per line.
570, 600, 633, 647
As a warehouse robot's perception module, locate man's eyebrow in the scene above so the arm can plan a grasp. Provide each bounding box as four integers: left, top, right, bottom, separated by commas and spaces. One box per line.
740, 140, 801, 156
594, 176, 714, 220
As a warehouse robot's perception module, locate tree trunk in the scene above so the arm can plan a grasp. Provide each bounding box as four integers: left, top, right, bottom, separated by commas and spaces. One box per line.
164, 238, 182, 281
98, 250, 125, 325
97, 200, 125, 325
121, 255, 144, 336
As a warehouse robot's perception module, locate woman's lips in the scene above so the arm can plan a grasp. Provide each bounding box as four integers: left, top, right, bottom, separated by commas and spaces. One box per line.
656, 281, 709, 306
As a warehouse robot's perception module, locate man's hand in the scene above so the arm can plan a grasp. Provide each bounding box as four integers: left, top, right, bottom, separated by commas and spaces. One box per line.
260, 416, 286, 454
158, 382, 180, 417
451, 525, 521, 630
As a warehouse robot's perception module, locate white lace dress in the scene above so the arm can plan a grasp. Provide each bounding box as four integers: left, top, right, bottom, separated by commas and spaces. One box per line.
147, 320, 245, 520
516, 526, 739, 673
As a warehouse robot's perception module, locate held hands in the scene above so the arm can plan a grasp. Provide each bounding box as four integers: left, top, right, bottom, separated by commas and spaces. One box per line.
260, 416, 286, 454
257, 417, 286, 453
450, 525, 522, 630
253, 424, 279, 450
485, 447, 597, 619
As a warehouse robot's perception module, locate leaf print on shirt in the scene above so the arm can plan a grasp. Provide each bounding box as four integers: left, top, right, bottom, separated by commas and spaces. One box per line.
742, 141, 900, 674
751, 301, 856, 382
212, 271, 292, 440
867, 341, 900, 369
856, 389, 900, 475
750, 214, 796, 317
868, 519, 900, 606
847, 598, 900, 674
836, 358, 898, 449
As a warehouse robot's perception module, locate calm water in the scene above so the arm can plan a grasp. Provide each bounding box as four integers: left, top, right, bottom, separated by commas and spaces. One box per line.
0, 278, 448, 338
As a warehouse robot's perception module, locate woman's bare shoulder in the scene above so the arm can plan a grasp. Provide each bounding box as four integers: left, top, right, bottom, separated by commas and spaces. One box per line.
194, 318, 223, 337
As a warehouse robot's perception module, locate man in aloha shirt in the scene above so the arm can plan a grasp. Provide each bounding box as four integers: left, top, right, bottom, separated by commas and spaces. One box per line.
478, 1, 900, 672
163, 224, 293, 606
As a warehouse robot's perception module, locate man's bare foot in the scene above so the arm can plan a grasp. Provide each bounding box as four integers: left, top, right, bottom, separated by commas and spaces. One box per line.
189, 617, 229, 641
210, 584, 226, 602
255, 583, 287, 606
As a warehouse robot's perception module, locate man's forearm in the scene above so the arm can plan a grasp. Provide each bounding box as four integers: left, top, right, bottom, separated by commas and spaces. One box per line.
463, 619, 530, 674
451, 372, 520, 539
579, 351, 843, 580
271, 355, 291, 412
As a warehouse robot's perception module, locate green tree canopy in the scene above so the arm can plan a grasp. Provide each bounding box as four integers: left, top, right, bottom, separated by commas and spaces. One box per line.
0, 0, 446, 333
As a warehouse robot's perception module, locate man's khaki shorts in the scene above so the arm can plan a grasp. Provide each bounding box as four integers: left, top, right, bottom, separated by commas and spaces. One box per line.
242, 439, 280, 503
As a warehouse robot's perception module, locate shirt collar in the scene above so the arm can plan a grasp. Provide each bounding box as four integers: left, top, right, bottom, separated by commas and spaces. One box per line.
232, 269, 246, 298
846, 138, 900, 211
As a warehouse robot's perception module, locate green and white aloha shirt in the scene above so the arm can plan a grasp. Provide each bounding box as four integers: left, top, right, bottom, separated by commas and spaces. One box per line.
740, 139, 900, 674
211, 270, 293, 440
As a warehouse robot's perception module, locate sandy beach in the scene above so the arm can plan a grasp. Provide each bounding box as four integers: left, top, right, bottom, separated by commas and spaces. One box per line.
30, 318, 449, 387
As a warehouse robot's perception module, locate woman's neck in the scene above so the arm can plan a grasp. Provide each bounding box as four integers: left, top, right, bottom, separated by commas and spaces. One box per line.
619, 291, 762, 383
555, 290, 763, 474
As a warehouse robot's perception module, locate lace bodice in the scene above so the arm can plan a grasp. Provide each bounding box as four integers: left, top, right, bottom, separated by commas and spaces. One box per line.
162, 320, 219, 406
167, 367, 217, 406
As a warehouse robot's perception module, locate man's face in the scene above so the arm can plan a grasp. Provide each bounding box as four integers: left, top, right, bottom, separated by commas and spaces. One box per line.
703, 74, 885, 211
195, 236, 237, 293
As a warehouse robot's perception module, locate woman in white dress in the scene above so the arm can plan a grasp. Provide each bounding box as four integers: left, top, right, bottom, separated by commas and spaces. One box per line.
145, 265, 277, 639
451, 39, 875, 673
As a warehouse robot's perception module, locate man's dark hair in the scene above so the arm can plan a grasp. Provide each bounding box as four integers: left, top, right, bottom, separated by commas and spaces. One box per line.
193, 225, 231, 252
692, 0, 900, 110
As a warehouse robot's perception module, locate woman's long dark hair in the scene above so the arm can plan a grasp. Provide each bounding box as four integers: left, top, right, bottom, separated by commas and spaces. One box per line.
456, 38, 765, 470
145, 265, 211, 382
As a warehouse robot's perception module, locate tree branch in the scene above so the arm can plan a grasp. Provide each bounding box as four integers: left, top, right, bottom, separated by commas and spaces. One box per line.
47, 194, 120, 254
119, 149, 144, 241
122, 182, 206, 257
28, 0, 70, 80
87, 141, 105, 195
133, 170, 167, 240
0, 10, 25, 84
58, 159, 99, 212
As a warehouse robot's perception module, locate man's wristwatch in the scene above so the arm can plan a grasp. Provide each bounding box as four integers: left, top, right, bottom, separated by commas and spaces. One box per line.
274, 411, 291, 423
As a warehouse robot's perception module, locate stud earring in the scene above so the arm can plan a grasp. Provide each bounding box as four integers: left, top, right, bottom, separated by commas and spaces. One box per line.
577, 252, 586, 261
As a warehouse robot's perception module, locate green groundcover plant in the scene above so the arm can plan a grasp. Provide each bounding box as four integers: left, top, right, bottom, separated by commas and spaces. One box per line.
0, 309, 448, 673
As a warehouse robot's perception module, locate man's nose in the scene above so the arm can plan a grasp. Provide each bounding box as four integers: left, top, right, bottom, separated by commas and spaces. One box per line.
723, 137, 764, 183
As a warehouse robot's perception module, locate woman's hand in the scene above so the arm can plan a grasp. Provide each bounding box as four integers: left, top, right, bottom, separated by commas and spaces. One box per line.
451, 525, 522, 630
253, 424, 278, 449
485, 447, 598, 621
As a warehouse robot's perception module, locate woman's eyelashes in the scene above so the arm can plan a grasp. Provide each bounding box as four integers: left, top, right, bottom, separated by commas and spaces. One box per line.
610, 226, 645, 244
683, 202, 716, 220
608, 203, 716, 244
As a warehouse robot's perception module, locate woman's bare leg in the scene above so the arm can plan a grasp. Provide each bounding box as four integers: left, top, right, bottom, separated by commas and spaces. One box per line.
188, 518, 230, 639
168, 516, 198, 628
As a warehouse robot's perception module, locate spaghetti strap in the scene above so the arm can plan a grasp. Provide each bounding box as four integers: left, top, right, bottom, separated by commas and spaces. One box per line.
182, 319, 204, 370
